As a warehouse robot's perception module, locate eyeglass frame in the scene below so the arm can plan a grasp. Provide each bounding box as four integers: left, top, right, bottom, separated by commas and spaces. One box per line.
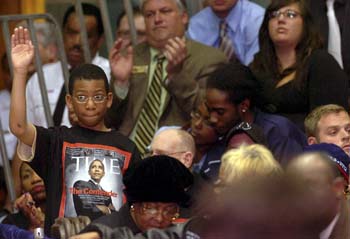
268, 9, 302, 20
144, 147, 188, 158
190, 111, 212, 127
73, 94, 108, 104
131, 203, 180, 220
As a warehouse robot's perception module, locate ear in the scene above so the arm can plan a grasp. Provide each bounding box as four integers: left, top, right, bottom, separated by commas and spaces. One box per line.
238, 99, 250, 114
66, 94, 73, 110
181, 11, 189, 26
332, 177, 347, 199
106, 92, 113, 109
307, 136, 317, 145
182, 151, 194, 169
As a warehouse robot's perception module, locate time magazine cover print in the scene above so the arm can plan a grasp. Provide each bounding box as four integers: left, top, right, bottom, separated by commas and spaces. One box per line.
58, 142, 131, 220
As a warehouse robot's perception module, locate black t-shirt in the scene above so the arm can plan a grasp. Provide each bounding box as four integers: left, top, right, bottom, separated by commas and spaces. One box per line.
29, 125, 141, 235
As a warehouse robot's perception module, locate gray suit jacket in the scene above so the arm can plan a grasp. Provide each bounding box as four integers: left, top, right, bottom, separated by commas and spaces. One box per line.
107, 39, 227, 136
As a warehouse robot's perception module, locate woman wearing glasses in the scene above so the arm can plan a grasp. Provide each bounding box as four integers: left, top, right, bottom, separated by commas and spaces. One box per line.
250, 0, 349, 130
75, 155, 193, 239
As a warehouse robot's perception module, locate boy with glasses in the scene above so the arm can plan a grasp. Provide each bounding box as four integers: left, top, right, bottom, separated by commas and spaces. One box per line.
9, 27, 141, 235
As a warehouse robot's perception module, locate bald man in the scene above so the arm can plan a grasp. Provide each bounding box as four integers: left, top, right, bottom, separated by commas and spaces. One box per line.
150, 128, 195, 169
286, 152, 350, 239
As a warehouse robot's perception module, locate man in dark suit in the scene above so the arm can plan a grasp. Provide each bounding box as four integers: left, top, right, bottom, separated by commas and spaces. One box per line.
107, 0, 227, 154
73, 159, 115, 220
307, 0, 350, 79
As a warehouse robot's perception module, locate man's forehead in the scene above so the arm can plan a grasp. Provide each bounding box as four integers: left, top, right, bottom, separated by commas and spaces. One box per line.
318, 112, 350, 128
143, 0, 179, 10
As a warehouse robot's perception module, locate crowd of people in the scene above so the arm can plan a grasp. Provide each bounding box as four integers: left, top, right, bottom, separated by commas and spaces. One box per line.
1, 0, 350, 238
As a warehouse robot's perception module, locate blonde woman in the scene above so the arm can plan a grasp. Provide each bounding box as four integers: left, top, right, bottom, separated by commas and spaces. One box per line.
218, 144, 283, 186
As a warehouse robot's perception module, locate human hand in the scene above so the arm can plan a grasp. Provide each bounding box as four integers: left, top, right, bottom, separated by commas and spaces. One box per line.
164, 37, 187, 79
15, 193, 45, 230
11, 27, 34, 75
109, 38, 133, 86
96, 205, 111, 214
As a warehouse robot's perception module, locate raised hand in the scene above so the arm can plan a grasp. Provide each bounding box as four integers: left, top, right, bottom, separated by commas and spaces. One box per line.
164, 37, 187, 79
109, 38, 133, 86
11, 27, 34, 74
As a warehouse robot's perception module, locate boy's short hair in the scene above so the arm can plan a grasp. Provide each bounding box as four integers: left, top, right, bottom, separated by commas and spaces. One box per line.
139, 0, 186, 13
304, 104, 347, 137
68, 63, 109, 94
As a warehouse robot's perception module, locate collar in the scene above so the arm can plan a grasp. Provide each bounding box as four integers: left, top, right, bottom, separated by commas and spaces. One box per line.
150, 47, 162, 61
89, 179, 100, 186
319, 213, 340, 239
209, 0, 242, 33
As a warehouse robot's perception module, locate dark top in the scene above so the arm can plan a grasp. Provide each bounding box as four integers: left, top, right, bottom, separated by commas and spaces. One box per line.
73, 179, 113, 221
251, 49, 349, 129
253, 109, 307, 165
30, 125, 141, 235
81, 204, 140, 234
2, 212, 29, 230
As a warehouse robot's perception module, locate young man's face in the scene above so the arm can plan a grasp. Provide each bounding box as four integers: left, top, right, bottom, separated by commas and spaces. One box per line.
142, 0, 188, 48
309, 111, 350, 154
205, 88, 241, 136
89, 160, 105, 182
66, 79, 112, 131
63, 13, 103, 68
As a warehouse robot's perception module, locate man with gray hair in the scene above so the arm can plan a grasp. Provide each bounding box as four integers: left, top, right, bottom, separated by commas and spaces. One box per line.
107, 0, 227, 155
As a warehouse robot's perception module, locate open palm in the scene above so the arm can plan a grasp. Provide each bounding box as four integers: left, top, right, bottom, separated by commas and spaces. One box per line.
11, 27, 34, 71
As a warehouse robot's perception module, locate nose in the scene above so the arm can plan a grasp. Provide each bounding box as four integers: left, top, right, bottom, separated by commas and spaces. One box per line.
31, 172, 43, 185
153, 210, 165, 223
277, 13, 286, 22
209, 113, 218, 125
72, 33, 82, 45
85, 97, 96, 109
341, 129, 350, 142
154, 11, 162, 23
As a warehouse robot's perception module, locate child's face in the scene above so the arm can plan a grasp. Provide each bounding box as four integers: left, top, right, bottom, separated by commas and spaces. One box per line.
66, 79, 112, 131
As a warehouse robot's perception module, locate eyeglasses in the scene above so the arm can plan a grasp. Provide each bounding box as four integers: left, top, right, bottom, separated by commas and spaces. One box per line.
74, 94, 107, 104
133, 203, 180, 220
145, 148, 187, 157
190, 111, 211, 126
269, 9, 301, 19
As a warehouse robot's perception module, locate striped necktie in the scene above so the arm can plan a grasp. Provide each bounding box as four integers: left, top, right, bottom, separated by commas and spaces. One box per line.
219, 20, 234, 59
134, 55, 165, 155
